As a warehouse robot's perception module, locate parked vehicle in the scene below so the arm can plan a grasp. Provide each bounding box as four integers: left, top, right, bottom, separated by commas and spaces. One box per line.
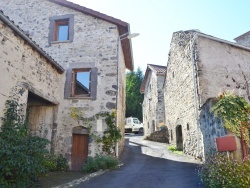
125, 117, 143, 134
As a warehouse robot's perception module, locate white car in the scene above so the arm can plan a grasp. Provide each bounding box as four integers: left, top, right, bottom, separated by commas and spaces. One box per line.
125, 117, 143, 134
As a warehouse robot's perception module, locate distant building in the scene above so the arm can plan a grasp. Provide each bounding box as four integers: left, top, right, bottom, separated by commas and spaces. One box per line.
141, 64, 166, 136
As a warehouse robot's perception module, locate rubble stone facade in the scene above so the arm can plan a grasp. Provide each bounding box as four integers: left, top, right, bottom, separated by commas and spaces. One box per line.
141, 64, 166, 136
164, 30, 250, 160
1, 0, 131, 169
0, 16, 64, 153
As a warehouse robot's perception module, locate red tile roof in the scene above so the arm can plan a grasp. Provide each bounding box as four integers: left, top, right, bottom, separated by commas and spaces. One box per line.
140, 64, 166, 93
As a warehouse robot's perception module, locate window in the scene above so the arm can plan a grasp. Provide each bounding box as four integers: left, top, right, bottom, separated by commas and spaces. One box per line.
71, 69, 91, 97
54, 20, 69, 41
49, 14, 74, 44
64, 63, 98, 100
133, 119, 140, 124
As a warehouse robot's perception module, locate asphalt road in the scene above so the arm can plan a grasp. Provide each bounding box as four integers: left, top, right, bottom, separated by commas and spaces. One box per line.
78, 134, 203, 188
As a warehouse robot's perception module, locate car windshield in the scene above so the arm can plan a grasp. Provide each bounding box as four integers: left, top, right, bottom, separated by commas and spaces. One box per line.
133, 119, 140, 124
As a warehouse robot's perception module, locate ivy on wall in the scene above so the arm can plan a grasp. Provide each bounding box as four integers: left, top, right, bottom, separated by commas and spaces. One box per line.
211, 93, 250, 145
70, 108, 122, 155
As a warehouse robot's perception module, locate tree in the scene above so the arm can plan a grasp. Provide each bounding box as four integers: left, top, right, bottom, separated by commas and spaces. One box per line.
126, 67, 144, 121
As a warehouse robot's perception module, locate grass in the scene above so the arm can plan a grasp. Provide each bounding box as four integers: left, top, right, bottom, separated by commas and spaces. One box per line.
168, 145, 183, 155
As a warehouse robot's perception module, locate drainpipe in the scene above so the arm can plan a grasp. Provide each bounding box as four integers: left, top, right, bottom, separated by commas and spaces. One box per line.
115, 32, 139, 157
115, 36, 121, 158
190, 34, 200, 159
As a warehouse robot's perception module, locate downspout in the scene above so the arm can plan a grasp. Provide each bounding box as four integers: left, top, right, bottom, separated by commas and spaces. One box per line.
115, 35, 121, 158
190, 34, 201, 159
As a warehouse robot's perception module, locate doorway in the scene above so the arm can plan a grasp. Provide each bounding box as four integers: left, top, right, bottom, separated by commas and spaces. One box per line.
176, 125, 183, 151
71, 126, 89, 171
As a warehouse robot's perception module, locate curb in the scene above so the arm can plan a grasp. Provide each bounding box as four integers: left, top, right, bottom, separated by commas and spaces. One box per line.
51, 170, 108, 188
51, 164, 124, 188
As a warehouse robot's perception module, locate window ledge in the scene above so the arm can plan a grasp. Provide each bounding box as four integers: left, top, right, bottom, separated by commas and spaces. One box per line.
51, 40, 71, 44
68, 97, 93, 100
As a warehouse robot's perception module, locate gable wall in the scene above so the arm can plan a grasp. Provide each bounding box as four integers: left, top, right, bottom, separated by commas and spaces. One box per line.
143, 71, 156, 136
164, 31, 203, 158
0, 19, 63, 149
142, 71, 165, 136
197, 36, 250, 105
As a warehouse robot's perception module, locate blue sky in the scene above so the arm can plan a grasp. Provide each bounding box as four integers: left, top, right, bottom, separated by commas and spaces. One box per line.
71, 0, 250, 72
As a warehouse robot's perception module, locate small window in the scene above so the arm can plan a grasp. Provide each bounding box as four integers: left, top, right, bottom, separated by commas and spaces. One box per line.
49, 14, 74, 44
54, 20, 69, 41
187, 123, 190, 131
71, 69, 91, 97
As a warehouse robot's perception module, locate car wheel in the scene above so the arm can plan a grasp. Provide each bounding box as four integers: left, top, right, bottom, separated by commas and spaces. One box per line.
139, 128, 143, 133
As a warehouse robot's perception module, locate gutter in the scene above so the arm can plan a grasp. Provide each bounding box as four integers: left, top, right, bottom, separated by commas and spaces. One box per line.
0, 11, 64, 73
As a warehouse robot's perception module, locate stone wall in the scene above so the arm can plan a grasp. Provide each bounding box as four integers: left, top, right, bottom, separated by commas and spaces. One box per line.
156, 75, 165, 127
0, 19, 63, 152
1, 0, 126, 163
142, 71, 165, 136
197, 36, 250, 105
200, 98, 226, 155
164, 31, 203, 159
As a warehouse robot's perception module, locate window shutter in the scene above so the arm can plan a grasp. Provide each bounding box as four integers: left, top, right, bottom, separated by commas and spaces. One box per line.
90, 67, 98, 100
71, 70, 76, 96
64, 68, 72, 99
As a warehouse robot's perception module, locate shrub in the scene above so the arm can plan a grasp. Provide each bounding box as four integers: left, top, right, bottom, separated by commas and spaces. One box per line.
55, 154, 69, 171
0, 100, 50, 187
199, 152, 250, 188
82, 155, 119, 173
43, 154, 69, 172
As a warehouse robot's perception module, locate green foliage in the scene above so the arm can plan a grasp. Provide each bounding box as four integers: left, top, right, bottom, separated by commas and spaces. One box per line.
0, 100, 49, 187
168, 145, 183, 155
70, 108, 122, 156
126, 67, 144, 121
55, 154, 69, 171
102, 111, 122, 155
211, 94, 250, 143
43, 154, 69, 172
82, 155, 119, 173
199, 152, 250, 188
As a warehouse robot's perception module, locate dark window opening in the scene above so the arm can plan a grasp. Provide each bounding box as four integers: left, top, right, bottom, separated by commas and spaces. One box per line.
71, 69, 91, 97
187, 123, 190, 130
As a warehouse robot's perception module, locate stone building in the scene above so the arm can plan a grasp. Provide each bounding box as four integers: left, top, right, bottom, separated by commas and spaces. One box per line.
0, 0, 136, 170
164, 30, 250, 160
140, 64, 166, 136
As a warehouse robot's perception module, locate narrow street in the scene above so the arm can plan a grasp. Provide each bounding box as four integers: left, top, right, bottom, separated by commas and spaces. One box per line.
78, 134, 203, 188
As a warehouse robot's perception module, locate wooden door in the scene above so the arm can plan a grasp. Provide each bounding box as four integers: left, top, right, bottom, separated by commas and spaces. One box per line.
71, 134, 89, 171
